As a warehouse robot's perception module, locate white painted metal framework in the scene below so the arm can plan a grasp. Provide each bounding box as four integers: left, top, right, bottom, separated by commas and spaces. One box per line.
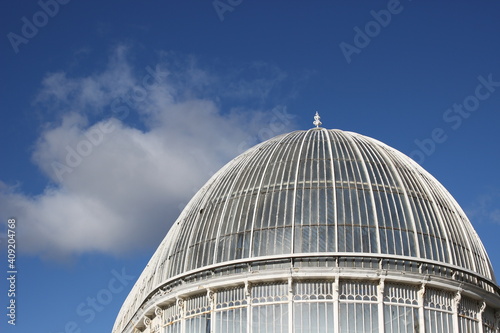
113, 126, 500, 333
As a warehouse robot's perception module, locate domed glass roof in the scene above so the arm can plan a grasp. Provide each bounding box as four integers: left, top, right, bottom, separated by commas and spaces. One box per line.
158, 127, 493, 278
116, 127, 497, 330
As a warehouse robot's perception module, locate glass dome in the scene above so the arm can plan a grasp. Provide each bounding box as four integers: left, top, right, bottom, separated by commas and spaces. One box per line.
113, 127, 500, 333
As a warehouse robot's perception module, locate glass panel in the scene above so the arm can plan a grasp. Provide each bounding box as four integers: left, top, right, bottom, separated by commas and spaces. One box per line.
339, 303, 378, 333
482, 306, 497, 333
458, 297, 481, 333
214, 308, 247, 333
185, 314, 210, 333
384, 304, 418, 333
251, 304, 288, 332
294, 302, 335, 333
424, 309, 453, 333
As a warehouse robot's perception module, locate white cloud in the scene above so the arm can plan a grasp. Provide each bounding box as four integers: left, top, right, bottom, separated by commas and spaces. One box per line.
465, 191, 500, 226
35, 46, 135, 115
0, 46, 297, 259
491, 209, 500, 224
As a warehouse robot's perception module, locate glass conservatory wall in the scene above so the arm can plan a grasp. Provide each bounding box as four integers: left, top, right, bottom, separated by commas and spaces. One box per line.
136, 279, 499, 333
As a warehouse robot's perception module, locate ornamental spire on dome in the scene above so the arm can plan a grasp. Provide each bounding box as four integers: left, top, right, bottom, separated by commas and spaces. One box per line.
313, 111, 322, 128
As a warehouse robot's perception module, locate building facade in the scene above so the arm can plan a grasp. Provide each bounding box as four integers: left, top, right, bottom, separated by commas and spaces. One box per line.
113, 122, 500, 332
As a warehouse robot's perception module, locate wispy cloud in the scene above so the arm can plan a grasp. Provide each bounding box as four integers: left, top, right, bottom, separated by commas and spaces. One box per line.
0, 46, 297, 259
465, 190, 500, 225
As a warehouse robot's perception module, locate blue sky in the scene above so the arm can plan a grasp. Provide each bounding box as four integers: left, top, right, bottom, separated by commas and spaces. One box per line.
1, 0, 500, 332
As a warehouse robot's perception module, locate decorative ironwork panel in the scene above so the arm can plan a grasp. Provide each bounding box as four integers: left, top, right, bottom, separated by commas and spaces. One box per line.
294, 280, 334, 301
251, 282, 288, 304
339, 281, 378, 302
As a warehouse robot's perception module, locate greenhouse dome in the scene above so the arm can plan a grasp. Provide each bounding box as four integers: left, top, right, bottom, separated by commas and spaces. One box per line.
113, 116, 500, 333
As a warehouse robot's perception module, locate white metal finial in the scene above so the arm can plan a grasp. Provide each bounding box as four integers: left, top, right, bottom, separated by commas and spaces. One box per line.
313, 111, 322, 128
